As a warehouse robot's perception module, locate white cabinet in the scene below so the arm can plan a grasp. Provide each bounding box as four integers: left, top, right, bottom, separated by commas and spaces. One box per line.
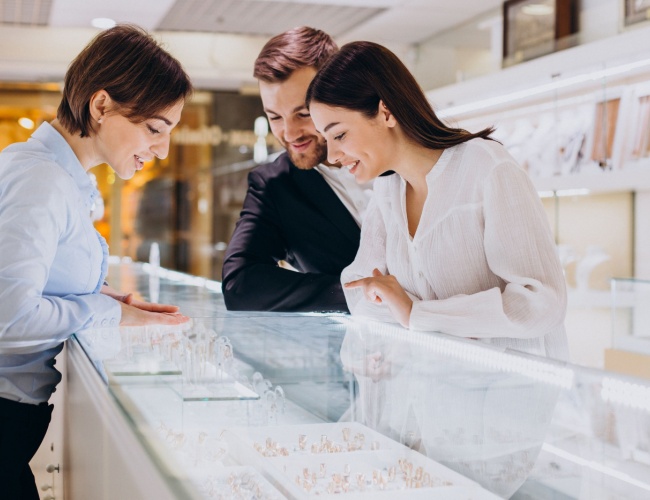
64, 338, 182, 500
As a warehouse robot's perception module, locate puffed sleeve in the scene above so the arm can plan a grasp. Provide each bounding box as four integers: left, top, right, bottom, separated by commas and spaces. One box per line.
409, 161, 566, 338
341, 195, 402, 323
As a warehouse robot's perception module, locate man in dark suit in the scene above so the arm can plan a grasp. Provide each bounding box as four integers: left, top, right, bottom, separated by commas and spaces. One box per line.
222, 27, 372, 312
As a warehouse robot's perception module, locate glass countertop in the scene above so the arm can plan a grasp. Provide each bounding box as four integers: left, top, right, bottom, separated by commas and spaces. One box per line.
73, 260, 650, 499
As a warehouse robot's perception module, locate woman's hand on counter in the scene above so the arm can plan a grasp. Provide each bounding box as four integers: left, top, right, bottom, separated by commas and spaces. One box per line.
344, 268, 413, 328
118, 301, 190, 326
102, 284, 180, 313
121, 293, 180, 314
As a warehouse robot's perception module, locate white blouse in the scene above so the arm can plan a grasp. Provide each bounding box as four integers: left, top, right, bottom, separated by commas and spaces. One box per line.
314, 163, 374, 226
341, 139, 569, 360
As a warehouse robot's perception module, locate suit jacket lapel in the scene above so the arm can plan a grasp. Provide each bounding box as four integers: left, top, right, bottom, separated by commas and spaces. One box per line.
290, 166, 360, 244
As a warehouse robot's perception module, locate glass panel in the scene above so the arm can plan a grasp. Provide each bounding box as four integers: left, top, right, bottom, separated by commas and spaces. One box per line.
611, 277, 650, 348
75, 262, 650, 499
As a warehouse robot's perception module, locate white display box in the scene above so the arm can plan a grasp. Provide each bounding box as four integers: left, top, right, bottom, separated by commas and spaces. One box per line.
223, 422, 500, 499
191, 465, 285, 500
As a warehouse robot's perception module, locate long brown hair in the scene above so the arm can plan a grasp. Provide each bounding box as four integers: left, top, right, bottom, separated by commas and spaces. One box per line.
306, 41, 494, 149
58, 24, 192, 138
254, 26, 338, 83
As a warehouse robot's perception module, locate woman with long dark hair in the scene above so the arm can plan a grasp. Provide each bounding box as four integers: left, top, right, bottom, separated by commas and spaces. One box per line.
307, 41, 568, 360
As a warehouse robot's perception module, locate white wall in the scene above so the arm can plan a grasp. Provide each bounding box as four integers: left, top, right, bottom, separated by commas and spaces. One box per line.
415, 0, 632, 93
579, 0, 621, 44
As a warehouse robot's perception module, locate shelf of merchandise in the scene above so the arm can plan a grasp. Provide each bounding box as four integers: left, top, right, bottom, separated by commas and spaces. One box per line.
532, 160, 650, 194
426, 24, 650, 196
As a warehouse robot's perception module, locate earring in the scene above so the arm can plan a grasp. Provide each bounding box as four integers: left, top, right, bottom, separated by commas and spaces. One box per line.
97, 116, 103, 124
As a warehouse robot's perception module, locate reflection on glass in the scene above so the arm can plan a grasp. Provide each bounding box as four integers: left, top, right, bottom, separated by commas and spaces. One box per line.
73, 262, 650, 499
340, 320, 563, 498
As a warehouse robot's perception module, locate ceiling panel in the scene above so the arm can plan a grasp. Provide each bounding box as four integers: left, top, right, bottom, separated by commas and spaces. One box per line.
0, 0, 507, 87
0, 0, 507, 46
0, 0, 52, 26
157, 0, 386, 38
48, 0, 175, 30
344, 1, 504, 44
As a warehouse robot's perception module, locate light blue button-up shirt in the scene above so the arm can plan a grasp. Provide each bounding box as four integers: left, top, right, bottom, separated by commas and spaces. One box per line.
0, 122, 121, 404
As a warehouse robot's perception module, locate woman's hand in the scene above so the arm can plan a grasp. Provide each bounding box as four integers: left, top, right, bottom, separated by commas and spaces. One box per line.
344, 269, 413, 328
119, 301, 189, 326
102, 284, 180, 314
365, 351, 392, 382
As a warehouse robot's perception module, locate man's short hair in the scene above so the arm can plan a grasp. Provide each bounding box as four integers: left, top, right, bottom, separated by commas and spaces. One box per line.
253, 26, 338, 83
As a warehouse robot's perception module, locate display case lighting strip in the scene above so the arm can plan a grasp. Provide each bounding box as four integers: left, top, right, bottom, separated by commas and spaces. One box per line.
341, 318, 574, 388
410, 335, 575, 389
542, 443, 650, 493
601, 376, 650, 412
437, 57, 650, 118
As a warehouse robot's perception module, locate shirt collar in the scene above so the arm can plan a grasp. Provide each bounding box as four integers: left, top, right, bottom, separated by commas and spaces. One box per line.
314, 163, 350, 180
31, 122, 98, 209
314, 162, 337, 172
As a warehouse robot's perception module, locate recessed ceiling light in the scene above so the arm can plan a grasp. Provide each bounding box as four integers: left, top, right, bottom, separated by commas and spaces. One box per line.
91, 18, 116, 29
521, 4, 554, 16
18, 117, 35, 129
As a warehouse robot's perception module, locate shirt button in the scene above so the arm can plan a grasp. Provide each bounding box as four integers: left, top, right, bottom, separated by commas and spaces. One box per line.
418, 271, 424, 278
101, 319, 108, 326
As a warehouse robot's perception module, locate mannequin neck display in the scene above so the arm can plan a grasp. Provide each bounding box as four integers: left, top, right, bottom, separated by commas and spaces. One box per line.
575, 245, 611, 291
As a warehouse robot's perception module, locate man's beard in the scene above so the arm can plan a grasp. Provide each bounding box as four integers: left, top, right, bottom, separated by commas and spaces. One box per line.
286, 136, 328, 170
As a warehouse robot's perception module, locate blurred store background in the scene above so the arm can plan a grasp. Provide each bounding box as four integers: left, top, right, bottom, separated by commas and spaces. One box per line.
2, 0, 650, 371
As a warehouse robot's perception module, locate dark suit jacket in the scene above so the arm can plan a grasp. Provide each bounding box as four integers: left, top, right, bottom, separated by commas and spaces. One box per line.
222, 153, 361, 312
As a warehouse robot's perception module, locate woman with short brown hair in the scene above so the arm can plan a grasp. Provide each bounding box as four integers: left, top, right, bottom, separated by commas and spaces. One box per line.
0, 24, 192, 499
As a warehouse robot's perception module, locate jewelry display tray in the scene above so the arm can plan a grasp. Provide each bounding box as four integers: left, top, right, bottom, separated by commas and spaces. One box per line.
190, 465, 286, 500
222, 422, 500, 499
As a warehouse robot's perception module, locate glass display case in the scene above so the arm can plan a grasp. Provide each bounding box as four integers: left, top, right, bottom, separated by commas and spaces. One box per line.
68, 260, 650, 499
607, 277, 650, 380
612, 278, 650, 343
